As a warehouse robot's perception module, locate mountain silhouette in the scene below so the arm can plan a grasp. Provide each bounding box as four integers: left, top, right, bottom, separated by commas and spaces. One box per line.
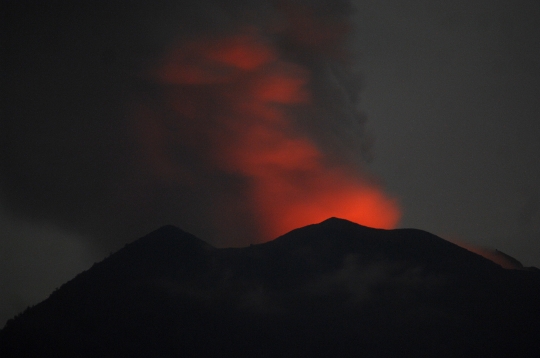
1, 218, 540, 357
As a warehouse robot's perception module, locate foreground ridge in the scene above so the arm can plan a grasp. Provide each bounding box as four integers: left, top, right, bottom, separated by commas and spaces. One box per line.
2, 218, 540, 357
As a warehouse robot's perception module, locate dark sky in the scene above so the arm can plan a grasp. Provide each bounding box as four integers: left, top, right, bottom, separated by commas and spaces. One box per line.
351, 0, 540, 265
1, 0, 540, 326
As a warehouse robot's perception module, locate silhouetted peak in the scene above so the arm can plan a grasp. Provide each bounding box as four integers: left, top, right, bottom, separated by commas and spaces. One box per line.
2, 219, 540, 357
320, 216, 355, 225
264, 218, 504, 275
49, 225, 216, 291
122, 225, 215, 254
318, 217, 378, 230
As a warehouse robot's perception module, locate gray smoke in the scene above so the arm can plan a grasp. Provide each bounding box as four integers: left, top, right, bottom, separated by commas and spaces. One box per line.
1, 0, 372, 249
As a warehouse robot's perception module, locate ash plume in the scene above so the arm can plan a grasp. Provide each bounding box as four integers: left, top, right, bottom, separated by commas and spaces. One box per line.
1, 0, 400, 249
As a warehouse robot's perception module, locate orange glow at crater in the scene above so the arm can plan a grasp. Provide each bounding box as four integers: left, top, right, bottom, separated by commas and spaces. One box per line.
137, 29, 401, 241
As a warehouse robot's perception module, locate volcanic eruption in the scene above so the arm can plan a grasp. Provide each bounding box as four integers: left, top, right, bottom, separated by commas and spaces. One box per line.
3, 3, 540, 355
0, 0, 404, 327
132, 3, 401, 242
1, 0, 401, 249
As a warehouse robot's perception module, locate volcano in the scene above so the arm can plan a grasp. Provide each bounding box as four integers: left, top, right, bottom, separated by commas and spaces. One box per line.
1, 218, 539, 357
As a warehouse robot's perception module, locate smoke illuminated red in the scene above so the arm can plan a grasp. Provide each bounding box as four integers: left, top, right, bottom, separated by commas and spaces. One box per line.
136, 29, 400, 242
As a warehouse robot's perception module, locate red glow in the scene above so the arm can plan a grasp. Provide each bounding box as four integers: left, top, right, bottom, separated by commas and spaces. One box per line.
252, 171, 400, 239
138, 30, 401, 241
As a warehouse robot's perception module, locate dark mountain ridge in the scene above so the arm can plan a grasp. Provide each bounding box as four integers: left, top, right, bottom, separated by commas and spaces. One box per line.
1, 218, 540, 357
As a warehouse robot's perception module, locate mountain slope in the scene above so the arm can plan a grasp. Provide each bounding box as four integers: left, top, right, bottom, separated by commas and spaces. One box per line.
1, 218, 539, 357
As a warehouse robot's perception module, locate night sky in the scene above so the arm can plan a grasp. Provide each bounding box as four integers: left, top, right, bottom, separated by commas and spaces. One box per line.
2, 0, 539, 326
